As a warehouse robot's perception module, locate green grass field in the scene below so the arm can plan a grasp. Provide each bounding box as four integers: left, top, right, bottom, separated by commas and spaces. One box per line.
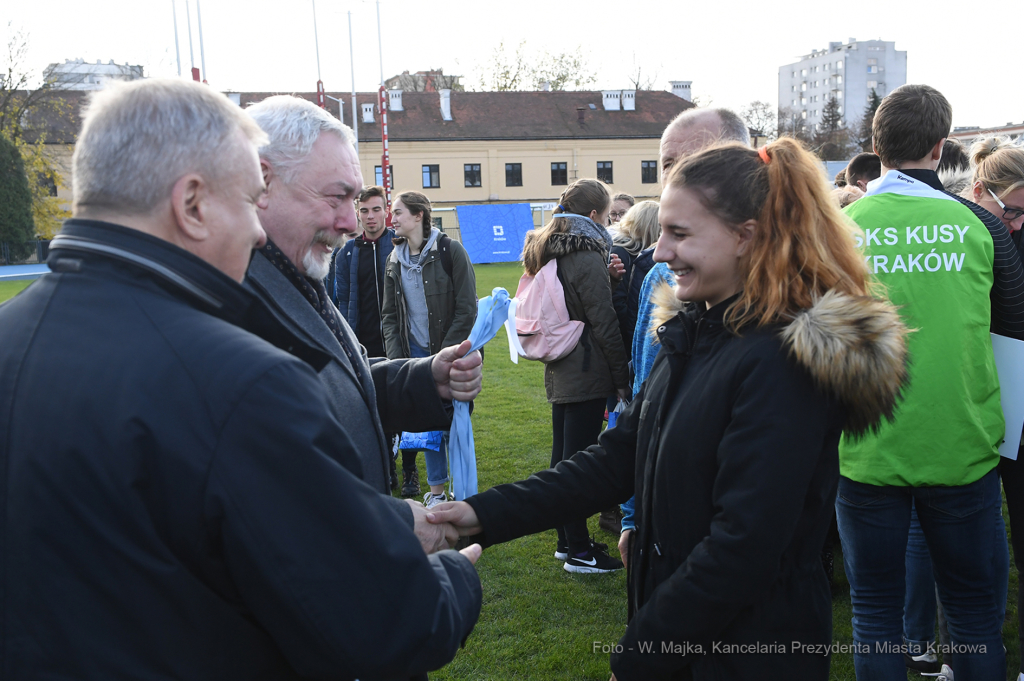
1, 264, 1019, 679
0, 280, 32, 302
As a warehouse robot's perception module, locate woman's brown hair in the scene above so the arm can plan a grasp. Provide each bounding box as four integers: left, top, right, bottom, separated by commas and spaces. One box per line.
521, 178, 610, 275
391, 190, 432, 244
665, 137, 870, 330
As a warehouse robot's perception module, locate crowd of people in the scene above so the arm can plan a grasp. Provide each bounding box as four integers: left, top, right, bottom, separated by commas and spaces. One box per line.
1, 76, 1023, 681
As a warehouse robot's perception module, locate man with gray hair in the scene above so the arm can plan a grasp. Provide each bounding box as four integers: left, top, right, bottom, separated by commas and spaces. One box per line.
0, 79, 482, 680
242, 95, 478, 521
659, 107, 752, 176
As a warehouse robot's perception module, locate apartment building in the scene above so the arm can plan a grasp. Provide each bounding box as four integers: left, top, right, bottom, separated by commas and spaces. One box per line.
778, 38, 906, 132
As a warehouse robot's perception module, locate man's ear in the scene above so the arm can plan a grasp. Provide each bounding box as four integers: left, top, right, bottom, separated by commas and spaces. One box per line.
260, 159, 274, 193
735, 219, 757, 257
932, 138, 946, 162
170, 173, 211, 242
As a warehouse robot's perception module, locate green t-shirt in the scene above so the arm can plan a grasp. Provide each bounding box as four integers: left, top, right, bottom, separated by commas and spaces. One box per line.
839, 170, 1002, 487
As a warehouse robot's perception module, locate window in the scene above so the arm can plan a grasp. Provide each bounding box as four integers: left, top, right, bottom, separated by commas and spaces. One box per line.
867, 65, 878, 74
432, 217, 443, 231
801, 111, 807, 119
505, 163, 522, 187
867, 80, 878, 89
597, 161, 613, 184
836, 75, 843, 84
800, 97, 806, 105
641, 160, 657, 184
801, 68, 807, 76
867, 58, 877, 65
791, 85, 797, 92
464, 163, 482, 187
801, 83, 807, 91
837, 91, 843, 99
791, 70, 796, 77
422, 164, 440, 188
551, 162, 567, 185
824, 63, 830, 71
374, 165, 394, 188
837, 61, 843, 69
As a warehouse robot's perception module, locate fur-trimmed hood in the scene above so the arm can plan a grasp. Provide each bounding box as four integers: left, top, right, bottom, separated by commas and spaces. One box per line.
649, 283, 909, 436
522, 230, 610, 273
939, 166, 973, 197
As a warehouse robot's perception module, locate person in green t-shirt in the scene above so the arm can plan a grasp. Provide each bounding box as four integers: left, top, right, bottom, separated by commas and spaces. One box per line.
836, 84, 1024, 681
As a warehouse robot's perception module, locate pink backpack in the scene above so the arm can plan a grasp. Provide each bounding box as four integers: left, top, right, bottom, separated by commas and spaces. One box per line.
514, 259, 584, 362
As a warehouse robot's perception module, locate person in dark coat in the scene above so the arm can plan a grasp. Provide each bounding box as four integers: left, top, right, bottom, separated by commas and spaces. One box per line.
428, 138, 909, 680
326, 185, 394, 358
0, 78, 483, 681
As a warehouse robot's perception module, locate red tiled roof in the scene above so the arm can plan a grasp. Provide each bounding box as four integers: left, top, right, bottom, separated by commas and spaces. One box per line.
237, 90, 693, 142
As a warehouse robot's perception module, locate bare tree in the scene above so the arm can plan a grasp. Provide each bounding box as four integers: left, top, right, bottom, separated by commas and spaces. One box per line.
473, 41, 596, 92
777, 106, 810, 143
627, 53, 659, 91
741, 101, 777, 141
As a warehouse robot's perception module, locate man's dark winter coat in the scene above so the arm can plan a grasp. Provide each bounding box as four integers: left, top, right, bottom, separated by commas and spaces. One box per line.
465, 291, 907, 680
327, 229, 394, 357
0, 220, 480, 680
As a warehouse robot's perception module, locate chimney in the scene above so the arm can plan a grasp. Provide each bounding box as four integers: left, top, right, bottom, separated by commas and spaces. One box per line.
361, 102, 375, 124
541, 80, 551, 92
602, 90, 621, 111
622, 90, 636, 111
670, 81, 692, 101
577, 107, 585, 124
389, 89, 403, 112
439, 89, 452, 121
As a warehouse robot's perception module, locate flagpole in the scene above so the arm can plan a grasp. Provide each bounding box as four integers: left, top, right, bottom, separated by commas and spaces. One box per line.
171, 0, 181, 77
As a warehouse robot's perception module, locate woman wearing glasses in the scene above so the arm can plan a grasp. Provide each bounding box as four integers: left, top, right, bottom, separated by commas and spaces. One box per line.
966, 137, 1024, 233
970, 137, 1024, 681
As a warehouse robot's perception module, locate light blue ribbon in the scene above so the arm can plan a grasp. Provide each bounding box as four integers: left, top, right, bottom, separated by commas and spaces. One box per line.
449, 287, 518, 500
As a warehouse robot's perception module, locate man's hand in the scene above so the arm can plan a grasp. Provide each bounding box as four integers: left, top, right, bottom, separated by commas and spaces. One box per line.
608, 253, 625, 280
406, 498, 458, 553
432, 340, 483, 402
618, 529, 632, 571
427, 500, 482, 537
459, 544, 482, 565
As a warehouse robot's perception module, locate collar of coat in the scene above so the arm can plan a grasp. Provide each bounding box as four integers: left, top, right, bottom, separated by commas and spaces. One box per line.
536, 231, 609, 264
49, 218, 331, 372
648, 283, 909, 437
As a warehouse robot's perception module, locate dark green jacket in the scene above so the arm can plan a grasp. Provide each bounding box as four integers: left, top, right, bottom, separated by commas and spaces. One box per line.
534, 232, 630, 403
382, 234, 477, 358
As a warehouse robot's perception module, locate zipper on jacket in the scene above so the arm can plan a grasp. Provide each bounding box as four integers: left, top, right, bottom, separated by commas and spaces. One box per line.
373, 241, 385, 342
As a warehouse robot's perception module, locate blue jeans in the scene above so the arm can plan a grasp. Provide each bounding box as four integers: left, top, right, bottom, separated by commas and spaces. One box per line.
904, 499, 1009, 655
836, 470, 1006, 680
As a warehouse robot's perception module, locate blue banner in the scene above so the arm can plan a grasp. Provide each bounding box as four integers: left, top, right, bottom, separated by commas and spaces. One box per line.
455, 203, 534, 264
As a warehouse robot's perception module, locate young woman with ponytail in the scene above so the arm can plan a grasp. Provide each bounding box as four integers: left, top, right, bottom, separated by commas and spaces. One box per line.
520, 178, 630, 573
429, 138, 909, 680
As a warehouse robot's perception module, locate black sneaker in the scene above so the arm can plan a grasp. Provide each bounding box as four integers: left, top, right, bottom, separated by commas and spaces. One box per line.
555, 538, 607, 561
401, 467, 420, 498
563, 543, 623, 574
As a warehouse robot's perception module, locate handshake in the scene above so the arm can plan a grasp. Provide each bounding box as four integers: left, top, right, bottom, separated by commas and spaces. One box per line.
407, 499, 483, 563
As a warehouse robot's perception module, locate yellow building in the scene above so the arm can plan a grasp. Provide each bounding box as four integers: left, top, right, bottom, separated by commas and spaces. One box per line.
239, 89, 693, 235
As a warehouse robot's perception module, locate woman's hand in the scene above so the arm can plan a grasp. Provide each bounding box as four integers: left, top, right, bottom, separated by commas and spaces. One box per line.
616, 388, 630, 402
426, 500, 483, 536
608, 253, 625, 280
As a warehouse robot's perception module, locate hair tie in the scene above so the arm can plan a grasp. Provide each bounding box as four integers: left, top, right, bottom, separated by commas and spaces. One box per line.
758, 146, 771, 164
557, 204, 565, 211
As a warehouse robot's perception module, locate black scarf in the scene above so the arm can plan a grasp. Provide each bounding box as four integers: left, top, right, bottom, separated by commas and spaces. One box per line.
260, 240, 349, 351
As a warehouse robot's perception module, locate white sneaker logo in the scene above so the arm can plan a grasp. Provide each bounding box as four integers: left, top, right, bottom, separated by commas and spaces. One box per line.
577, 557, 597, 566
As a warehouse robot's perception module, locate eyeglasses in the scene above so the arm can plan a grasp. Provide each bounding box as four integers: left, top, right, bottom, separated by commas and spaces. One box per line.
988, 188, 1024, 222
609, 211, 627, 221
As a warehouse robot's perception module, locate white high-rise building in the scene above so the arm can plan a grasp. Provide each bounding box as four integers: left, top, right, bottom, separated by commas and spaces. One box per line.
778, 38, 906, 133
42, 59, 145, 90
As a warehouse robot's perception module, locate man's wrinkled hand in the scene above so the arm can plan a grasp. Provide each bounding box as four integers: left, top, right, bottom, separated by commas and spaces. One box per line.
432, 339, 483, 402
406, 498, 459, 553
426, 500, 482, 537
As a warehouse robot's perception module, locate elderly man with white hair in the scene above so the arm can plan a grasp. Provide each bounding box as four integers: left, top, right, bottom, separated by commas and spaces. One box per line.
243, 97, 479, 529
0, 79, 482, 681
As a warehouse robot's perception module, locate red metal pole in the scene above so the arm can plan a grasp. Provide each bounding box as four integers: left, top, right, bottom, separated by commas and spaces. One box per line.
379, 85, 392, 226
316, 80, 326, 109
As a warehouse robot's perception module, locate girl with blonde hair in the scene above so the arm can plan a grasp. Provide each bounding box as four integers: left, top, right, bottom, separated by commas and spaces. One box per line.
966, 137, 1024, 233
430, 138, 909, 679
